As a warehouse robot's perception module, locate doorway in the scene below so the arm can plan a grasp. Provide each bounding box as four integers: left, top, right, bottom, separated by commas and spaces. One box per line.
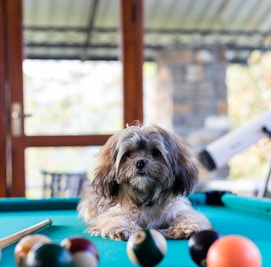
0, 0, 143, 197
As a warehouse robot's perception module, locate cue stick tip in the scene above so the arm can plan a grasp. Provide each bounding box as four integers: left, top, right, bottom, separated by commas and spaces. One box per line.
46, 218, 53, 225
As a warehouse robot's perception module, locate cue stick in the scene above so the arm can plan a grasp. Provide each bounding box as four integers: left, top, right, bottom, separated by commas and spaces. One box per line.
0, 218, 52, 249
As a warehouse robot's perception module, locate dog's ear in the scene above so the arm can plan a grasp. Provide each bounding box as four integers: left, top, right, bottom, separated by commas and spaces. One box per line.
92, 133, 120, 199
157, 126, 198, 196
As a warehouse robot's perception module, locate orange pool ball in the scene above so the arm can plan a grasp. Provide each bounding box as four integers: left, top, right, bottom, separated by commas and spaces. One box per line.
206, 235, 262, 267
14, 234, 51, 267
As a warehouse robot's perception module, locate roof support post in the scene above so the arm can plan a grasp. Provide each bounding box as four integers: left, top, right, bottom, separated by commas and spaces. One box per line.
120, 0, 144, 126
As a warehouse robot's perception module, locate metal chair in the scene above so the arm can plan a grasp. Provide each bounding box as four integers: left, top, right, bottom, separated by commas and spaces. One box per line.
41, 171, 88, 197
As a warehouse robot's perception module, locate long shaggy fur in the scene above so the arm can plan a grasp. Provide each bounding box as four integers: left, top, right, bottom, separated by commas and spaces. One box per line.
78, 124, 211, 240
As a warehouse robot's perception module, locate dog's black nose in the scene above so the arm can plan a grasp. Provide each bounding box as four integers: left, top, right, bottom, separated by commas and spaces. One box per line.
136, 159, 147, 169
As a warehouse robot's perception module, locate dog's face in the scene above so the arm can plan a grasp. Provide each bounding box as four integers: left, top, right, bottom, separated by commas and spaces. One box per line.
92, 125, 198, 206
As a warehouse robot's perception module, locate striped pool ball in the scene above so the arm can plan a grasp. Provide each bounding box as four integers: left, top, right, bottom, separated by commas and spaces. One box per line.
14, 234, 52, 267
61, 237, 99, 267
126, 229, 167, 267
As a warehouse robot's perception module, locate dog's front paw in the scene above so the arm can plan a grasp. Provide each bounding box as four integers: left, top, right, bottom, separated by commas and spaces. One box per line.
107, 229, 135, 241
88, 225, 142, 241
160, 219, 212, 239
159, 226, 196, 239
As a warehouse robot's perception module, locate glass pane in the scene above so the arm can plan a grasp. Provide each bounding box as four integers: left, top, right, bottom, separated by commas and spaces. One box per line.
25, 146, 100, 198
23, 60, 123, 135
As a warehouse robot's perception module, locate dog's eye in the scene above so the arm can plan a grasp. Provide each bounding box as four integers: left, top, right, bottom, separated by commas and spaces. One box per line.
152, 148, 161, 157
124, 151, 131, 158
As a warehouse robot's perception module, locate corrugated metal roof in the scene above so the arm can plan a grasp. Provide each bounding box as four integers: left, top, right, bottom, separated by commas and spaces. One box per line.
23, 0, 271, 63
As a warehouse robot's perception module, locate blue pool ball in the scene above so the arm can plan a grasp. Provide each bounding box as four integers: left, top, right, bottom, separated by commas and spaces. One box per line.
126, 229, 167, 267
188, 229, 221, 267
26, 243, 74, 267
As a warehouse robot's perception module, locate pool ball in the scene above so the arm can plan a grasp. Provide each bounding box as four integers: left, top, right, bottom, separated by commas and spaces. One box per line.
61, 237, 99, 267
126, 229, 167, 267
188, 229, 221, 267
206, 235, 262, 267
14, 234, 51, 267
26, 243, 74, 267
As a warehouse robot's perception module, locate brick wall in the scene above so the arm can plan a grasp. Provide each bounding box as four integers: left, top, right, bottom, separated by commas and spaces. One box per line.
152, 46, 229, 180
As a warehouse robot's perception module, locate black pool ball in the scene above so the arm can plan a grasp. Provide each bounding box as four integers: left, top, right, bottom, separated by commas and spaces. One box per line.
188, 229, 221, 267
61, 237, 99, 267
26, 243, 74, 267
126, 229, 167, 267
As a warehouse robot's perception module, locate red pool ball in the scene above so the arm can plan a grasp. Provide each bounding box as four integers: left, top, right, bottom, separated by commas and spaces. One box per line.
61, 237, 99, 267
206, 235, 262, 267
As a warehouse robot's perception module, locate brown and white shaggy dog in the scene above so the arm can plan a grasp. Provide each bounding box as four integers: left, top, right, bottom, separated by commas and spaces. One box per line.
78, 124, 211, 241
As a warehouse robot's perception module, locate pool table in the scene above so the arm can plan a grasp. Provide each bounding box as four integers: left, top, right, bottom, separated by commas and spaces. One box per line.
1, 192, 271, 267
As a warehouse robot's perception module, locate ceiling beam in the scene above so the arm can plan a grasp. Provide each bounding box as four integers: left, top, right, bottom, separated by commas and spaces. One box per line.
80, 0, 99, 60
25, 42, 271, 52
24, 26, 271, 37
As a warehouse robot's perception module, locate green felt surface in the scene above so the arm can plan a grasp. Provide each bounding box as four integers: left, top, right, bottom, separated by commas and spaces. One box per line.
0, 194, 271, 267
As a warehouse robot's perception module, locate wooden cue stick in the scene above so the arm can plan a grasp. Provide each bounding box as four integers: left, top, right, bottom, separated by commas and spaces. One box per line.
0, 218, 52, 249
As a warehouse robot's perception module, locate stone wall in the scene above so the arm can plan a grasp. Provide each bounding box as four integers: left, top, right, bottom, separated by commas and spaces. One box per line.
152, 46, 230, 180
